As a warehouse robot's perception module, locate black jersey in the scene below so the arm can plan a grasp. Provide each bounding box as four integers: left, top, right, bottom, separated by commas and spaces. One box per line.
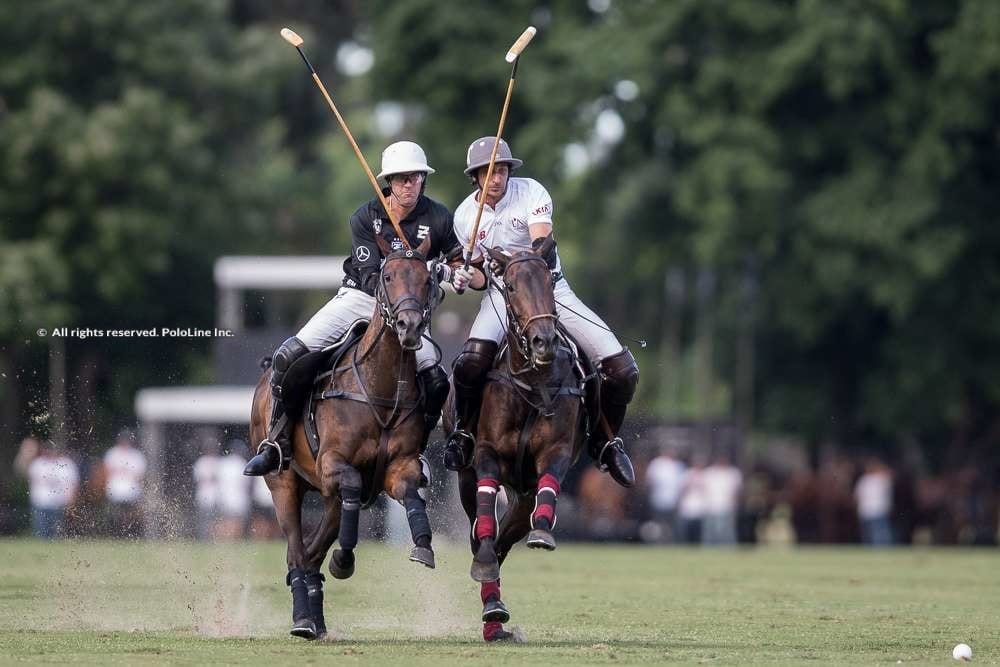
341, 191, 459, 296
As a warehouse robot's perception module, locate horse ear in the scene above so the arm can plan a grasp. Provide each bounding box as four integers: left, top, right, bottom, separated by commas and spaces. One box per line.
486, 245, 510, 271
374, 234, 392, 257
533, 233, 555, 258
416, 235, 432, 259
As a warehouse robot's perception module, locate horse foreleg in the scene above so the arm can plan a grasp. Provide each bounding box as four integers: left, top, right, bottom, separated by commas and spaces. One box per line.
470, 445, 502, 582
475, 493, 533, 641
526, 450, 573, 551
387, 458, 435, 569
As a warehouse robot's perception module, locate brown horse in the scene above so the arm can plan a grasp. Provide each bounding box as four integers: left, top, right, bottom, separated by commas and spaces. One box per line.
250, 236, 441, 640
450, 237, 592, 642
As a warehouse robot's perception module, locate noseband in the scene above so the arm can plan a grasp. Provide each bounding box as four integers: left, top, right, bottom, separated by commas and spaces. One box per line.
375, 250, 438, 333
499, 254, 558, 364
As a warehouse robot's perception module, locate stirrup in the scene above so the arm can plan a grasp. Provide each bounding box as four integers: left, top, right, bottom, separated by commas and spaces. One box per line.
257, 438, 286, 471
596, 436, 624, 472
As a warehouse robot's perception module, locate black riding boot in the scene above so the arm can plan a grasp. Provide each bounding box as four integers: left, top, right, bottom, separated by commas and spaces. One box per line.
418, 365, 449, 486
443, 339, 497, 471
589, 348, 640, 488
244, 398, 294, 475
245, 336, 311, 476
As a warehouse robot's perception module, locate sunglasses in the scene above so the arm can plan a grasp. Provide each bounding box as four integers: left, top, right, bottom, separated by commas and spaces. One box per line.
390, 172, 425, 185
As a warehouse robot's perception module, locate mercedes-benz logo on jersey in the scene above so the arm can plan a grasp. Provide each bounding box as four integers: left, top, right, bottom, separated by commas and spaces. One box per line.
356, 246, 371, 262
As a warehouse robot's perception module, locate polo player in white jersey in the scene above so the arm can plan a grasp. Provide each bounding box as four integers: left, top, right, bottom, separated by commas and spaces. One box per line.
441, 136, 638, 487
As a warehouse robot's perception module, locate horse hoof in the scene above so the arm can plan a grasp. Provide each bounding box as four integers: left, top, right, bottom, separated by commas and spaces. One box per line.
470, 559, 501, 582
329, 548, 355, 580
482, 598, 510, 623
290, 618, 317, 640
526, 529, 557, 551
409, 545, 435, 569
484, 623, 515, 642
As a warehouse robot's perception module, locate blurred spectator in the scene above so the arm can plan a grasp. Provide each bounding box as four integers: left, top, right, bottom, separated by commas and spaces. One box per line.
192, 438, 222, 540
677, 457, 708, 544
702, 453, 743, 545
250, 476, 280, 540
214, 441, 251, 540
645, 447, 686, 542
855, 457, 894, 546
102, 429, 147, 538
14, 436, 42, 476
26, 443, 79, 539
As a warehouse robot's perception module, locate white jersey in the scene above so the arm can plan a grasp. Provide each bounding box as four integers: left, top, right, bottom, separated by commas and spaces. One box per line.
28, 455, 79, 510
103, 444, 147, 504
454, 177, 561, 273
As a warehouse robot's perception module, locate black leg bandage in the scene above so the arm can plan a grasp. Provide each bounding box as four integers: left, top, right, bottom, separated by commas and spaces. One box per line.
287, 568, 311, 624
338, 467, 362, 552
404, 488, 432, 548
304, 571, 326, 636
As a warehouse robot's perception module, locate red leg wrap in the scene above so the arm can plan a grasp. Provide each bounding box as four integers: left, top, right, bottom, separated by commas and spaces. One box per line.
475, 477, 499, 540
483, 621, 505, 641
480, 579, 501, 604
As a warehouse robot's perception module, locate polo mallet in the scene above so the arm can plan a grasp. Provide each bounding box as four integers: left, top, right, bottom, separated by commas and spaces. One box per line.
457, 26, 537, 293
280, 27, 410, 250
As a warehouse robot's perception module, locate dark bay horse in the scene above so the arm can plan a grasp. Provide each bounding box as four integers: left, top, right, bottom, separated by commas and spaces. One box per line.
250, 236, 441, 640
451, 236, 592, 642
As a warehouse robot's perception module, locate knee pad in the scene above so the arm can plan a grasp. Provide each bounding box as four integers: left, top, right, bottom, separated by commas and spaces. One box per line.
270, 337, 310, 389
452, 339, 498, 390
600, 348, 639, 406
419, 364, 450, 415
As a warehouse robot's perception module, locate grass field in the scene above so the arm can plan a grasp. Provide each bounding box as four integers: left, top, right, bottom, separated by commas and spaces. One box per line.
1, 538, 997, 665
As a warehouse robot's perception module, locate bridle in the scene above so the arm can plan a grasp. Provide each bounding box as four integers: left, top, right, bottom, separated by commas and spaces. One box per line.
374, 249, 440, 342
495, 253, 558, 368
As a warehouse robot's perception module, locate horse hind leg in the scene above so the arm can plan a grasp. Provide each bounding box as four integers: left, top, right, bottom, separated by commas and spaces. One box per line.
267, 472, 317, 640
301, 496, 341, 639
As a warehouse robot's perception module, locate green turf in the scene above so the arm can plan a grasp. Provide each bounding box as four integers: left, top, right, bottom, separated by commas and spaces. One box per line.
1, 538, 996, 664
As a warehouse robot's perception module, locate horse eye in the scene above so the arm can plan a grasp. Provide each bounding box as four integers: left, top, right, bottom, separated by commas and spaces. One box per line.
383, 274, 392, 283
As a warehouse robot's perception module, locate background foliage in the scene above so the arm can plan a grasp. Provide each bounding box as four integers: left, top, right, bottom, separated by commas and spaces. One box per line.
1, 0, 998, 468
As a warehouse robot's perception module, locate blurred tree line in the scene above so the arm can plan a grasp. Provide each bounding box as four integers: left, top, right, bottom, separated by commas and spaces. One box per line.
1, 0, 998, 469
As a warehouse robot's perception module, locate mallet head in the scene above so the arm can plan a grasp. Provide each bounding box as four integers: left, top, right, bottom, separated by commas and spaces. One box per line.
280, 28, 304, 47
506, 26, 537, 63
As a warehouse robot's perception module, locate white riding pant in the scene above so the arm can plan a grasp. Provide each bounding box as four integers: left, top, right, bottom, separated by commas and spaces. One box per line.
468, 278, 624, 364
296, 287, 439, 371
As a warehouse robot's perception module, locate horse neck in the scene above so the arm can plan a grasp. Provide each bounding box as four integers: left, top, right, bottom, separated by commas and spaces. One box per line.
356, 313, 413, 395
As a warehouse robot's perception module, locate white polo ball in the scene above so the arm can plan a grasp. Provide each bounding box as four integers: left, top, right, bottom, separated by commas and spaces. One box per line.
952, 643, 972, 662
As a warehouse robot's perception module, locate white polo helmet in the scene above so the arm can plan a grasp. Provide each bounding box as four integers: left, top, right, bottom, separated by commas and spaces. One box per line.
377, 141, 435, 180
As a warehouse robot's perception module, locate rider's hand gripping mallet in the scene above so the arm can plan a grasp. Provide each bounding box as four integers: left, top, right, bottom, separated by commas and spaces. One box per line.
457, 26, 537, 293
280, 27, 411, 250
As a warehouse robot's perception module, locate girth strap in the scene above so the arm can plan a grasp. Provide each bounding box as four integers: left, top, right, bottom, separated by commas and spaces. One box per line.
318, 388, 419, 410
363, 429, 391, 509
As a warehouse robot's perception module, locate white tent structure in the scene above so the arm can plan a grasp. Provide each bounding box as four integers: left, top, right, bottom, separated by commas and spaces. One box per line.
137, 256, 344, 537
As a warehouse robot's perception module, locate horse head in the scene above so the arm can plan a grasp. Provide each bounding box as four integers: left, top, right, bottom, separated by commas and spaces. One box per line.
486, 234, 558, 366
374, 235, 437, 350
